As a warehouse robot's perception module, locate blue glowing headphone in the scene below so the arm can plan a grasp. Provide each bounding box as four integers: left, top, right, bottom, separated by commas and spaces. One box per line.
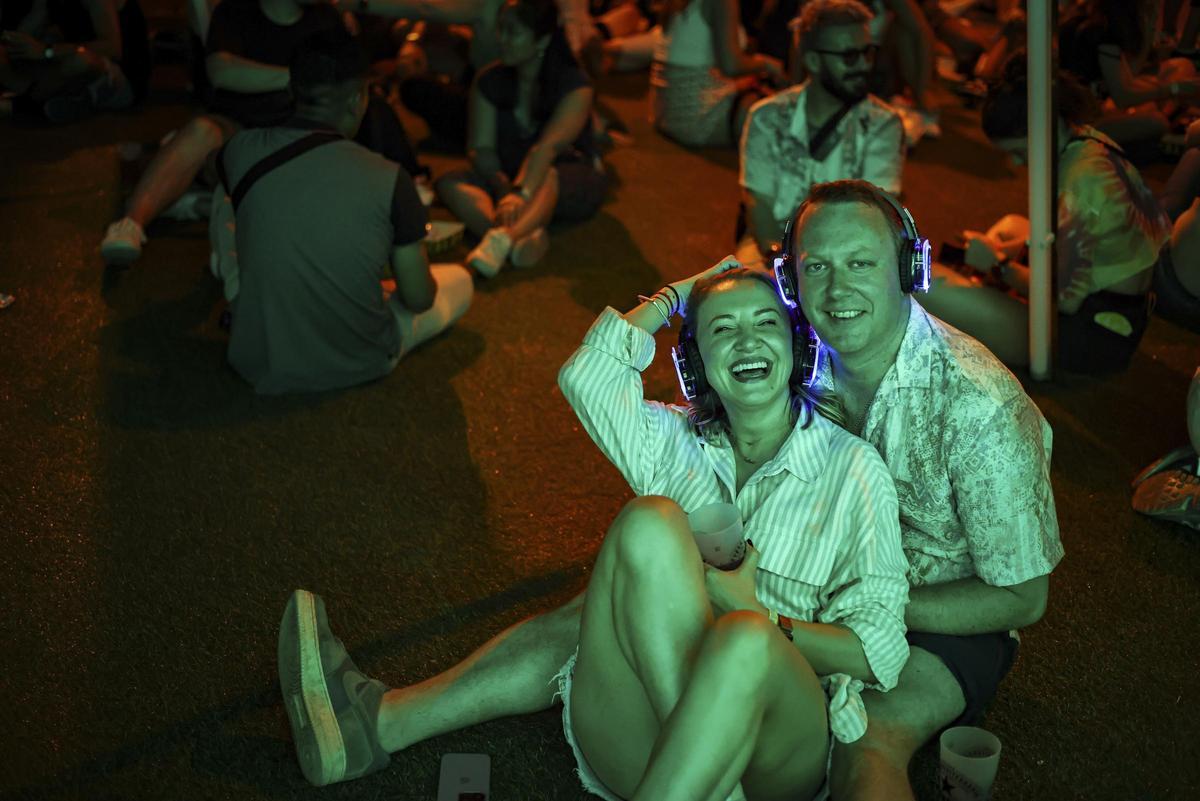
669, 273, 823, 403
773, 189, 932, 305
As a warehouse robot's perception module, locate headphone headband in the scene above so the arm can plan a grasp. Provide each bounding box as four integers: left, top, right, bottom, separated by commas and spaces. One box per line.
775, 185, 931, 305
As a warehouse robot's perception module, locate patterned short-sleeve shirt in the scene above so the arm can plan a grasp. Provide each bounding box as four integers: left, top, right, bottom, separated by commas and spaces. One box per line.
739, 82, 904, 224
815, 302, 1065, 588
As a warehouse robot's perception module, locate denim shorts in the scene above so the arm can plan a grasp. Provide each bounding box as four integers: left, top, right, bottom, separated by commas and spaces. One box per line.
552, 649, 831, 801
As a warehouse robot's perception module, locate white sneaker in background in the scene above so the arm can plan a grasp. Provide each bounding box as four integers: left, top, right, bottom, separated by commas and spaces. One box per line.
510, 228, 549, 268
467, 228, 513, 277
414, 176, 435, 208
100, 217, 147, 266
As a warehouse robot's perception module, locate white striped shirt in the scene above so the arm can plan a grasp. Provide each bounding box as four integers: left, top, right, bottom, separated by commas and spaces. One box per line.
558, 308, 910, 743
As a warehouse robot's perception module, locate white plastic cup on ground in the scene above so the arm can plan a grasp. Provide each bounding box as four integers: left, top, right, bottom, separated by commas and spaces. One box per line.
939, 726, 1002, 801
687, 502, 745, 570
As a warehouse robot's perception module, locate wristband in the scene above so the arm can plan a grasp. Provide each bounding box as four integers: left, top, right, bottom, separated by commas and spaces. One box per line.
661, 284, 682, 317
766, 608, 795, 641
512, 183, 533, 201
637, 294, 672, 328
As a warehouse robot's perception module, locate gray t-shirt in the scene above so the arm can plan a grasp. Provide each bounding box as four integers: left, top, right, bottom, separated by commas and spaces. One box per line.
223, 122, 428, 394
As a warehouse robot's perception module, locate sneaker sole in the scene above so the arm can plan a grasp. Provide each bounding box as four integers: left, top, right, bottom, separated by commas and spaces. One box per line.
469, 254, 503, 278
100, 241, 142, 267
1132, 446, 1196, 487
279, 590, 347, 786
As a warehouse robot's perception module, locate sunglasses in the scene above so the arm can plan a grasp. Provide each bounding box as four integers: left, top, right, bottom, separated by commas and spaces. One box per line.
812, 44, 879, 67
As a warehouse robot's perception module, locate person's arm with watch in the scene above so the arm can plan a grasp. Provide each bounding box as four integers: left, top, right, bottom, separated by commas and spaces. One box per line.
496, 85, 593, 227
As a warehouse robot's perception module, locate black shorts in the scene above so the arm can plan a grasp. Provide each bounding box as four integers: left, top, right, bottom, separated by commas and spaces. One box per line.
906, 630, 1020, 729
1057, 289, 1151, 374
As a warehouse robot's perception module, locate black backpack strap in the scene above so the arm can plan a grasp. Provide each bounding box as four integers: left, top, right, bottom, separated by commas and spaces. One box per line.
808, 100, 856, 162
214, 143, 231, 194
229, 131, 342, 212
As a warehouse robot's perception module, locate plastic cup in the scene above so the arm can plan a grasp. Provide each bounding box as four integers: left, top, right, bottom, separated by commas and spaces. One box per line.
939, 726, 1002, 801
687, 502, 745, 570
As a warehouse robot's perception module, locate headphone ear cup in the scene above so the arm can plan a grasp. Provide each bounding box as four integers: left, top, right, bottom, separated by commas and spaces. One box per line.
682, 335, 707, 397
898, 241, 916, 293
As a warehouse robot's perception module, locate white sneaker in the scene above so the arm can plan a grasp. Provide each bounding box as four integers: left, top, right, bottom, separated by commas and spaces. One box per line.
467, 228, 512, 277
101, 217, 147, 266
414, 176, 435, 208
510, 228, 548, 268
161, 187, 213, 221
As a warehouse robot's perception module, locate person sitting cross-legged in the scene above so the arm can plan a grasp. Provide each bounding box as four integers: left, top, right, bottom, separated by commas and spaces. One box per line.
217, 27, 472, 394
277, 259, 912, 797
436, 0, 607, 277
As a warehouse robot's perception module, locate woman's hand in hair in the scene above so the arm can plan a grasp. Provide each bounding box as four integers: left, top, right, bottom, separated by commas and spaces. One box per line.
703, 541, 765, 618
670, 255, 741, 314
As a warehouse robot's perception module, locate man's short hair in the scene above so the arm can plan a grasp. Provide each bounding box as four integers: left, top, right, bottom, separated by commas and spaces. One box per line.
289, 28, 368, 106
794, 179, 906, 258
794, 0, 874, 53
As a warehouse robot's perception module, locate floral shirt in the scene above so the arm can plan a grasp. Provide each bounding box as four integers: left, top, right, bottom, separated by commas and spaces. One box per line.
1056, 127, 1171, 314
559, 309, 911, 742
739, 82, 904, 225
816, 302, 1065, 590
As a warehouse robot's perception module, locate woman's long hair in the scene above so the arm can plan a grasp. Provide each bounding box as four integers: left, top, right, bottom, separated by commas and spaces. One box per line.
681, 268, 846, 440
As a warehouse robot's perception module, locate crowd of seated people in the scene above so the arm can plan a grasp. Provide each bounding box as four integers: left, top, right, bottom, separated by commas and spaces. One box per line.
5, 0, 1200, 795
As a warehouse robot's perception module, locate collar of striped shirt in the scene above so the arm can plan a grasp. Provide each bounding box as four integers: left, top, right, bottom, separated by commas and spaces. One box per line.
696, 409, 834, 485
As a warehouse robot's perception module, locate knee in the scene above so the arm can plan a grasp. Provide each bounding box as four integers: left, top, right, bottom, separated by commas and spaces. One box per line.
181, 115, 226, 154
703, 611, 778, 683
609, 495, 691, 569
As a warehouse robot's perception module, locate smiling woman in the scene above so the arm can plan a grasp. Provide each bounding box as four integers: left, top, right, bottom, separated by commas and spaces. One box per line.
682, 268, 844, 442
548, 257, 910, 801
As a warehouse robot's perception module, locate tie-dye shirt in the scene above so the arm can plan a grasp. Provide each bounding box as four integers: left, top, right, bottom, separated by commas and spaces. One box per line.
1056, 127, 1171, 314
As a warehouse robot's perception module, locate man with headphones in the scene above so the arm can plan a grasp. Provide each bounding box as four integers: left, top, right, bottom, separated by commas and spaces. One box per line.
774, 179, 1063, 800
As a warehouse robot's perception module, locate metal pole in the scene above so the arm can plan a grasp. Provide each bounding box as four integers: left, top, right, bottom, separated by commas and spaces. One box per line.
1027, 0, 1055, 379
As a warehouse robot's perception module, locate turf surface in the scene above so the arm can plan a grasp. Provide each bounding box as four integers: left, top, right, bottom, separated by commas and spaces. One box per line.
2, 17, 1199, 801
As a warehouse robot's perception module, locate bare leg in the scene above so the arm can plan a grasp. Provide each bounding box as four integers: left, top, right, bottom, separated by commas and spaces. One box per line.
125, 115, 229, 227
918, 264, 1031, 367
506, 167, 557, 242
570, 496, 827, 801
375, 592, 584, 752
828, 647, 965, 801
435, 175, 496, 237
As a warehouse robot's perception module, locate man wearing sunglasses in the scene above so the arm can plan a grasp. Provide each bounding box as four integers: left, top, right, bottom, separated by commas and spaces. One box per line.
735, 0, 903, 271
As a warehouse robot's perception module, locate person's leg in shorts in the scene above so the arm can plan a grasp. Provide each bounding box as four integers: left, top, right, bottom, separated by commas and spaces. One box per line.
569, 496, 829, 801
389, 264, 474, 358
829, 631, 1018, 801
101, 112, 240, 266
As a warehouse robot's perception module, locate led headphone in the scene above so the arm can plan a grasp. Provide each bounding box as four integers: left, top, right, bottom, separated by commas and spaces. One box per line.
773, 188, 932, 307
670, 273, 823, 403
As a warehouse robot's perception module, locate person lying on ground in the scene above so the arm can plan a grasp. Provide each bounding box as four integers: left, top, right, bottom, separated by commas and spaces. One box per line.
279, 257, 912, 799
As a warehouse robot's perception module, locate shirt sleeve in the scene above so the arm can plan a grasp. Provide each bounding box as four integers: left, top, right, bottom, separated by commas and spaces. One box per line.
391, 169, 429, 246
816, 447, 910, 693
861, 107, 904, 196
557, 308, 683, 494
950, 393, 1065, 587
739, 96, 777, 198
